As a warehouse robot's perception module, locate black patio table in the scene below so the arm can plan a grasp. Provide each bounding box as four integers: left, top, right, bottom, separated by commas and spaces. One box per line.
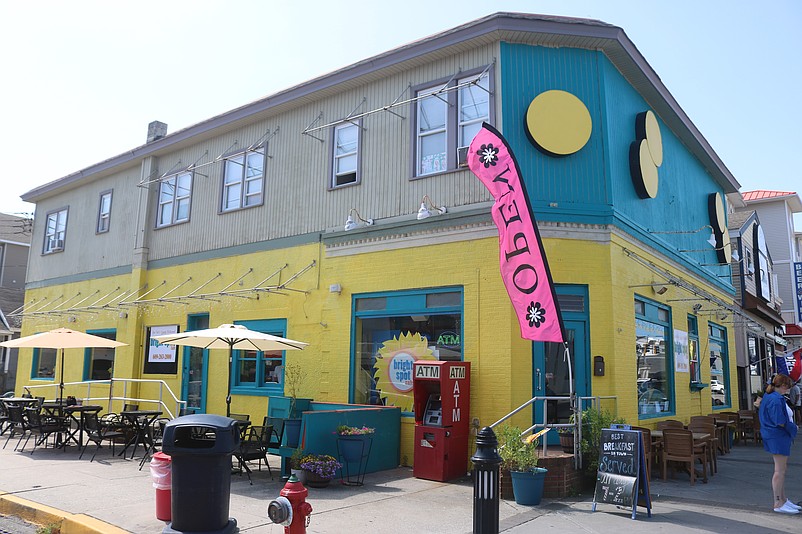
61, 405, 103, 449
119, 410, 163, 459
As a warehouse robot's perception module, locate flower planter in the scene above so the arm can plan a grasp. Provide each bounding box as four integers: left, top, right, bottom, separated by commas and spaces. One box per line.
284, 419, 302, 448
338, 435, 372, 463
558, 432, 574, 454
510, 468, 548, 505
304, 470, 332, 488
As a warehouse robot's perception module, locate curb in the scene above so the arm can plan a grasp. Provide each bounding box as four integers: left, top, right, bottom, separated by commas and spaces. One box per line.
0, 492, 129, 534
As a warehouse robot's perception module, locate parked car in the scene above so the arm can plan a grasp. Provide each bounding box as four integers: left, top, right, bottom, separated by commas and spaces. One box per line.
710, 379, 725, 394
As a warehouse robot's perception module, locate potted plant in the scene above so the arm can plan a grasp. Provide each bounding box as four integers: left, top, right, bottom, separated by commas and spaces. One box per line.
299, 454, 342, 488
336, 425, 375, 463
290, 448, 306, 484
280, 362, 311, 447
578, 407, 625, 477
557, 414, 577, 454
496, 424, 547, 505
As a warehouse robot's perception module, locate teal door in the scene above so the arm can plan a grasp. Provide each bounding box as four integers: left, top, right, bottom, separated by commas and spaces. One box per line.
181, 314, 209, 414
533, 286, 589, 444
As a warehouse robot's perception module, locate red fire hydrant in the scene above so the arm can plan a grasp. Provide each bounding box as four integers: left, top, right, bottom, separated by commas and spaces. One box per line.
267, 474, 313, 534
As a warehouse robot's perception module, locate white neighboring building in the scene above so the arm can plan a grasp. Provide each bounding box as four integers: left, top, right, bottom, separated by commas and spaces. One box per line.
740, 190, 802, 354
0, 213, 32, 393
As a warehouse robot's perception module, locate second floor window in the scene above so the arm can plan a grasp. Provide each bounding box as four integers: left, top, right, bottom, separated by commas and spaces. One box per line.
157, 172, 192, 227
414, 69, 491, 177
97, 191, 112, 233
44, 208, 68, 254
331, 123, 359, 187
222, 147, 265, 211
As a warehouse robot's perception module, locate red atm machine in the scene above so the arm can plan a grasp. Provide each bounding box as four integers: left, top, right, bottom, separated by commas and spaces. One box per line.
412, 360, 471, 482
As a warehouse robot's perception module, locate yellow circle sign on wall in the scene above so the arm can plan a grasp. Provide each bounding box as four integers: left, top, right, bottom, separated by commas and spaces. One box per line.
525, 90, 592, 157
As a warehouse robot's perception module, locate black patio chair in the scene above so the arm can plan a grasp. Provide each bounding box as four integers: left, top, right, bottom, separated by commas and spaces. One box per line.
20, 408, 66, 454
0, 401, 9, 436
237, 425, 273, 483
3, 405, 28, 450
263, 416, 285, 452
80, 411, 127, 462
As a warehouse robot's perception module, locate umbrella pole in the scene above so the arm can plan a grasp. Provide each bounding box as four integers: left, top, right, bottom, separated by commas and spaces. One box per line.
226, 345, 232, 417
59, 348, 65, 405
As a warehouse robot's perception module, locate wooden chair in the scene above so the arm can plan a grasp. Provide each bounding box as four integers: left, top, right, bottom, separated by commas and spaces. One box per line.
737, 410, 759, 444
656, 420, 683, 430
80, 411, 127, 462
687, 421, 718, 474
661, 428, 708, 485
719, 411, 740, 446
630, 426, 654, 481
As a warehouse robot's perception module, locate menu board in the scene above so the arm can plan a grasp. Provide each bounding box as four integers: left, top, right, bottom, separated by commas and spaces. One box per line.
592, 427, 651, 519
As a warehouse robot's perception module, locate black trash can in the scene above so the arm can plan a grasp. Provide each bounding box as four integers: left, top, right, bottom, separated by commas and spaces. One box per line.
161, 414, 241, 534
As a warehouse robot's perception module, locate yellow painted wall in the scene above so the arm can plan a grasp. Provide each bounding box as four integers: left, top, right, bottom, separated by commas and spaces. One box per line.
17, 229, 738, 462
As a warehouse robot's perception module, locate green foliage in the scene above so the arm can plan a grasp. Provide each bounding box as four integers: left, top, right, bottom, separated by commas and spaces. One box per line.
284, 362, 306, 401
290, 447, 305, 469
36, 524, 61, 534
578, 407, 625, 473
495, 424, 539, 472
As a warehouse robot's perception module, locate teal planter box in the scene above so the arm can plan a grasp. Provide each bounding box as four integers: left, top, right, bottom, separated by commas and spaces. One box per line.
510, 468, 548, 505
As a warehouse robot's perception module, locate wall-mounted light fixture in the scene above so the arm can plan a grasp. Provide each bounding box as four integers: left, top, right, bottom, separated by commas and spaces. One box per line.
692, 303, 703, 314
344, 208, 374, 231
652, 283, 670, 295
416, 195, 447, 220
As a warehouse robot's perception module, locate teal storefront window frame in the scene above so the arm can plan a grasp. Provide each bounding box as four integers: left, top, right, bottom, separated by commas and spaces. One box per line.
83, 328, 117, 381
708, 322, 731, 410
635, 295, 675, 419
30, 347, 57, 381
349, 286, 464, 414
230, 318, 287, 397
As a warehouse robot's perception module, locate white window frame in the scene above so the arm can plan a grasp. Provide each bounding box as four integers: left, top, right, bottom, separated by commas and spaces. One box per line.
43, 207, 68, 254
331, 122, 360, 188
457, 72, 490, 153
221, 146, 265, 212
97, 190, 112, 234
413, 68, 492, 178
157, 172, 192, 227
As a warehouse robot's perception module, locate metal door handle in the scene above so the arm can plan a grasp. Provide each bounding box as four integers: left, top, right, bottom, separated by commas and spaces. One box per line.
535, 368, 542, 391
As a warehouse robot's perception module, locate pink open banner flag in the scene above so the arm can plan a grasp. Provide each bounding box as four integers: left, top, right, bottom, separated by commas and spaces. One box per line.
468, 123, 565, 343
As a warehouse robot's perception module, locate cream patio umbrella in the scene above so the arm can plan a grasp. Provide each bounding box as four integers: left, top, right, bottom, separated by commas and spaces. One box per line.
153, 323, 307, 416
0, 328, 127, 405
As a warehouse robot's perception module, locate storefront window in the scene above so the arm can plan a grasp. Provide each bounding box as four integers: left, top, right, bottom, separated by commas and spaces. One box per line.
636, 297, 673, 417
84, 330, 117, 381
709, 323, 730, 408
231, 318, 287, 394
32, 348, 57, 379
352, 288, 462, 414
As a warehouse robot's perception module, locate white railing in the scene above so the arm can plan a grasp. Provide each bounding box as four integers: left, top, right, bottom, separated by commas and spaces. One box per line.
491, 395, 619, 469
23, 378, 186, 419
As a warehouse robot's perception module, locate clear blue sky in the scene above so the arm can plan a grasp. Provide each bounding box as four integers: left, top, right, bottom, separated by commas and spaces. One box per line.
1, 0, 799, 227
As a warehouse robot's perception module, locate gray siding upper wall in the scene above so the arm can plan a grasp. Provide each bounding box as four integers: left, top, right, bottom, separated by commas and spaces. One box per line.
27, 165, 141, 282
27, 43, 498, 282
144, 45, 498, 262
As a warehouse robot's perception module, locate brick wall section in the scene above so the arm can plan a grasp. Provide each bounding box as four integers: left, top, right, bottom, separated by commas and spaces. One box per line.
538, 453, 584, 498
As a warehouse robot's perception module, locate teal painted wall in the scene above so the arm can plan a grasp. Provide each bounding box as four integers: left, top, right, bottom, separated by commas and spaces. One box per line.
500, 42, 733, 293
499, 42, 612, 224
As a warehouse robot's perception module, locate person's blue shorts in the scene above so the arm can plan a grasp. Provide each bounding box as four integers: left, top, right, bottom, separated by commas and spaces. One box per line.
763, 437, 792, 456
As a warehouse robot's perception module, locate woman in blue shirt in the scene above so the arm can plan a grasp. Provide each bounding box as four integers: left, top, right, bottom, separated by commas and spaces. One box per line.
759, 373, 799, 514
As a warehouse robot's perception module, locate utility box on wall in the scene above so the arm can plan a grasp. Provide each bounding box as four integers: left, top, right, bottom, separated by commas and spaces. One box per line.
412, 360, 471, 482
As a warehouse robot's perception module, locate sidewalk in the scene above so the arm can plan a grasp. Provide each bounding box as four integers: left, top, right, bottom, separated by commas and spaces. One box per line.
1, 434, 800, 533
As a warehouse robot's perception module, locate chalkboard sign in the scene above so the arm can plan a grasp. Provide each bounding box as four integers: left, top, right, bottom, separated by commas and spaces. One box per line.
592, 427, 651, 519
